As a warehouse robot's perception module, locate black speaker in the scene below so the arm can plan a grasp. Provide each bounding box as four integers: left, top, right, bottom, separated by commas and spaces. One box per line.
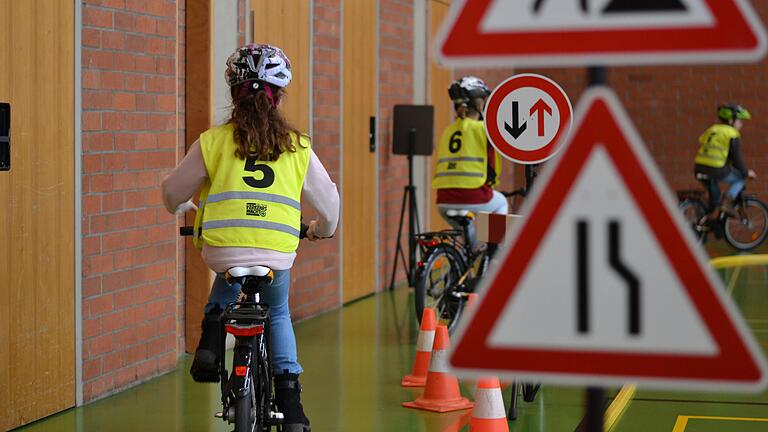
392, 105, 434, 156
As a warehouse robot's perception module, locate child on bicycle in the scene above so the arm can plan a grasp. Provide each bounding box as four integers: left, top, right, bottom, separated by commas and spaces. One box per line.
162, 43, 339, 432
432, 76, 506, 250
694, 104, 756, 226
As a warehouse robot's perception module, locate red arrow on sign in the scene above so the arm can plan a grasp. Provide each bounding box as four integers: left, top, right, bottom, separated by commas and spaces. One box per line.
530, 99, 552, 137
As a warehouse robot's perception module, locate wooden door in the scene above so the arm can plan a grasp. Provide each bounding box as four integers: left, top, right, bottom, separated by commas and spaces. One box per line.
251, 0, 311, 132
342, 0, 377, 302
429, 0, 454, 231
0, 1, 75, 429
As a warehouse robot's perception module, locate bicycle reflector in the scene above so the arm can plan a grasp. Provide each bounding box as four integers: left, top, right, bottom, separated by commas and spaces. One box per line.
235, 366, 248, 377
418, 239, 441, 248
225, 324, 265, 337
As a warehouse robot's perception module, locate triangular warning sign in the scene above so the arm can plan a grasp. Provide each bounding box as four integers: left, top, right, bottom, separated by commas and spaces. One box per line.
437, 0, 767, 67
449, 87, 768, 391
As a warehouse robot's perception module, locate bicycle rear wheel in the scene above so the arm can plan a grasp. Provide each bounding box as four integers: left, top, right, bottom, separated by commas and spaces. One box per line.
234, 380, 255, 432
414, 244, 465, 332
724, 197, 768, 251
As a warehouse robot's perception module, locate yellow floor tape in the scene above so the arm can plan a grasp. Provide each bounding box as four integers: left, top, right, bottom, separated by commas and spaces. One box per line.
709, 254, 768, 269
604, 385, 636, 431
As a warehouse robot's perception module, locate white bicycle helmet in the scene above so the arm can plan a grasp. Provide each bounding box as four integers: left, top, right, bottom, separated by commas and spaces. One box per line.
448, 76, 491, 104
226, 43, 292, 88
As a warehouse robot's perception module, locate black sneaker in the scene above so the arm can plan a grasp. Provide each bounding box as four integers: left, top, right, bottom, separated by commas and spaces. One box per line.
190, 309, 222, 383
274, 371, 311, 432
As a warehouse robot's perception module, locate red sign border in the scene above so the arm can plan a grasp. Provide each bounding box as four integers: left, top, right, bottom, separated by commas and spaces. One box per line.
484, 74, 573, 164
450, 87, 768, 391
437, 0, 767, 68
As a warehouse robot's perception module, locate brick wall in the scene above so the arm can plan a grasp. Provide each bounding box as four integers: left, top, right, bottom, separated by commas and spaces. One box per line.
289, 0, 343, 319
81, 0, 182, 401
379, 0, 415, 289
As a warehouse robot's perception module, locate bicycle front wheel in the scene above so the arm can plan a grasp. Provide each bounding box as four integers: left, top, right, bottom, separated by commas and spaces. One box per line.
414, 244, 466, 332
724, 197, 768, 251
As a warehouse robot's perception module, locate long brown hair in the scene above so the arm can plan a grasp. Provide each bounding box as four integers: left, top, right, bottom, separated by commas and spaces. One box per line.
228, 82, 303, 161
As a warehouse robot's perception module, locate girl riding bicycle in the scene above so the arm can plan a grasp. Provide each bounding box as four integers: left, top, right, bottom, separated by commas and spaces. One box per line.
694, 103, 757, 227
432, 76, 507, 249
162, 43, 339, 432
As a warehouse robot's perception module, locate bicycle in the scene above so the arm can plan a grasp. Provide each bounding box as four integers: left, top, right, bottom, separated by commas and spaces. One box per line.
678, 174, 768, 251
180, 223, 312, 432
413, 190, 525, 333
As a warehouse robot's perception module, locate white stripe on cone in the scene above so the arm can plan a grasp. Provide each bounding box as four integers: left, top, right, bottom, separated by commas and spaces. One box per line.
429, 349, 450, 373
416, 330, 435, 352
472, 387, 506, 419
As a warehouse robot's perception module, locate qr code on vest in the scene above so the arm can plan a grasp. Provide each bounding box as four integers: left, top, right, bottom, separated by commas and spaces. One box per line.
246, 203, 267, 217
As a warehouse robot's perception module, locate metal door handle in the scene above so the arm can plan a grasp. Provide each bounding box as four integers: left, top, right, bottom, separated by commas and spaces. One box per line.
369, 116, 376, 153
0, 103, 9, 171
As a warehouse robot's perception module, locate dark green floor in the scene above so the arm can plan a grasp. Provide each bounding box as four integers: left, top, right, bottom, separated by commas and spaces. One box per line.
613, 263, 768, 432
15, 248, 768, 432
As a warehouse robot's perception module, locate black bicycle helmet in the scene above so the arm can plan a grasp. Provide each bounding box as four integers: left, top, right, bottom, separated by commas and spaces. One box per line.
718, 103, 751, 122
448, 76, 491, 105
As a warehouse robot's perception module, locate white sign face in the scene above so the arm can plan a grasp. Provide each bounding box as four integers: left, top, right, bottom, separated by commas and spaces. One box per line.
484, 74, 573, 164
492, 87, 561, 152
483, 0, 714, 32
489, 146, 716, 355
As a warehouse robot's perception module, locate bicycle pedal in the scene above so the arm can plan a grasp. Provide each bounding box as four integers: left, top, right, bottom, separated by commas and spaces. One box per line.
268, 411, 285, 425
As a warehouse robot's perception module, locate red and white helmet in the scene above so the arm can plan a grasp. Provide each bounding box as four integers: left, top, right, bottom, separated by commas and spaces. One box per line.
226, 43, 292, 88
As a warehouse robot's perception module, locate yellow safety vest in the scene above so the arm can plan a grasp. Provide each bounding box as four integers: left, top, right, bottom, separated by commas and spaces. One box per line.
193, 123, 310, 253
432, 118, 493, 189
695, 124, 740, 169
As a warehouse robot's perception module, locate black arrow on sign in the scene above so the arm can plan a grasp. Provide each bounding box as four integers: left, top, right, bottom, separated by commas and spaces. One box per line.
504, 101, 527, 139
603, 0, 686, 13
533, 0, 589, 14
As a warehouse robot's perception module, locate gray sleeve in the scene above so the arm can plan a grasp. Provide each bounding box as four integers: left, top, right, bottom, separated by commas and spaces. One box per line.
301, 150, 340, 237
728, 137, 748, 176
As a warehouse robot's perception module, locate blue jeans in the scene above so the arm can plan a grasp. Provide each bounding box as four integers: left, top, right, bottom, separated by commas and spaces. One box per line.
723, 171, 746, 200
205, 270, 303, 375
705, 171, 746, 213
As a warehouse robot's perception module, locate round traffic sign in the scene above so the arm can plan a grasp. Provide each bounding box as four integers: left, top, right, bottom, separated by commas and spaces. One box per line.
484, 74, 573, 164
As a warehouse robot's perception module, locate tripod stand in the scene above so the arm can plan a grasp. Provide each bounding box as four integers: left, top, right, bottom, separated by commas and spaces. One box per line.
388, 128, 421, 290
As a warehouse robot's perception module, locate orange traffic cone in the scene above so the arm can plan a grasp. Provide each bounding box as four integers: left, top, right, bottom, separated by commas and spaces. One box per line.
402, 308, 437, 387
469, 377, 509, 432
403, 325, 473, 413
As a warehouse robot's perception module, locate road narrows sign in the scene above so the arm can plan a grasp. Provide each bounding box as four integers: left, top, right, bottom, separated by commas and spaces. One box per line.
484, 74, 573, 164
449, 87, 768, 391
437, 0, 767, 67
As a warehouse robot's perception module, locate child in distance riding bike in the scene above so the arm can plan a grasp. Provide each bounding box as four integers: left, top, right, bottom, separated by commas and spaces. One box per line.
694, 104, 756, 226
432, 76, 507, 250
161, 43, 339, 432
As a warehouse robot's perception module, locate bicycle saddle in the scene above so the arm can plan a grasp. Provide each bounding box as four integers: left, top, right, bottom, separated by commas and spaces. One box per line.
226, 265, 271, 278
445, 209, 474, 219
